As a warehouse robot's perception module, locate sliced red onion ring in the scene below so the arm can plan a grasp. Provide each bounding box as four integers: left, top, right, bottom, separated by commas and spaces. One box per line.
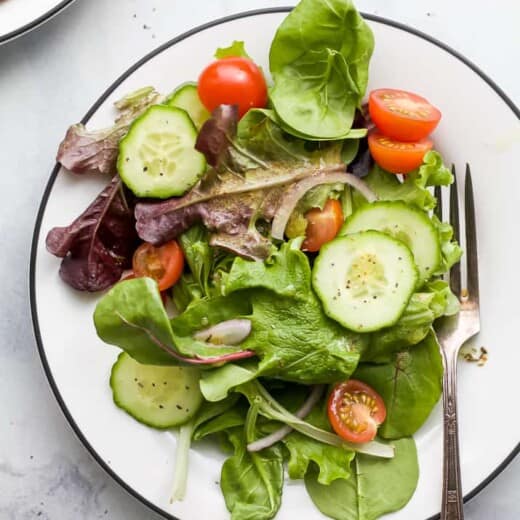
193, 319, 252, 345
271, 172, 377, 240
247, 385, 325, 452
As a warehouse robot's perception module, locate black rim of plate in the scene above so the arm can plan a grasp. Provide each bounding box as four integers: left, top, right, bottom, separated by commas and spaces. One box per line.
0, 0, 76, 45
29, 7, 520, 520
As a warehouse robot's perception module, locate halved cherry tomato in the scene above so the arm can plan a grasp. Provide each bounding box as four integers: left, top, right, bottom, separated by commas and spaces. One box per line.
132, 240, 184, 291
369, 89, 441, 142
328, 379, 386, 443
302, 199, 343, 252
368, 131, 432, 174
198, 57, 267, 118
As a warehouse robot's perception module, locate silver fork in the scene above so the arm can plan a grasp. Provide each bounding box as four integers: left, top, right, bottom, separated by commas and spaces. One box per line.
434, 164, 480, 520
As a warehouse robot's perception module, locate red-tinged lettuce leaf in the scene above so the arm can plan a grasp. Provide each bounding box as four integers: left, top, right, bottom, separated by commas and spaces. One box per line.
195, 104, 239, 168
46, 176, 138, 291
135, 164, 343, 260
56, 124, 128, 176
57, 87, 162, 175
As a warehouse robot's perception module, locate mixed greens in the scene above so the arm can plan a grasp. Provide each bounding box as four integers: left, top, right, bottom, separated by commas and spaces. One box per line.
46, 1, 463, 519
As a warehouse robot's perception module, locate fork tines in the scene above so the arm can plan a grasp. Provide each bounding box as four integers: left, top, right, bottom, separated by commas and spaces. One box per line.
464, 164, 479, 304
434, 164, 479, 303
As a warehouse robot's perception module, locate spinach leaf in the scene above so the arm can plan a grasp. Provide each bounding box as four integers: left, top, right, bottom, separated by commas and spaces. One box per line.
341, 139, 360, 165
220, 407, 284, 520
200, 361, 260, 402
305, 438, 418, 520
237, 109, 337, 163
194, 407, 247, 441
363, 280, 459, 363
269, 0, 374, 139
239, 108, 366, 147
355, 330, 443, 439
192, 394, 240, 434
94, 278, 254, 365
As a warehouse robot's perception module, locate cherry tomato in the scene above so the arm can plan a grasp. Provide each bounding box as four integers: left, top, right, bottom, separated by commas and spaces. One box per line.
328, 379, 387, 443
132, 240, 184, 291
368, 131, 432, 174
302, 199, 344, 252
369, 89, 441, 142
198, 57, 267, 118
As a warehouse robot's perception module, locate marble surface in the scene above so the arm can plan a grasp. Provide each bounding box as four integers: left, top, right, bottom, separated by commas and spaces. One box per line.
1, 0, 519, 518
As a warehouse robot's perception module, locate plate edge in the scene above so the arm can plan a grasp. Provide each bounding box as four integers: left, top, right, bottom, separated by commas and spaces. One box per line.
0, 0, 77, 46
29, 7, 520, 520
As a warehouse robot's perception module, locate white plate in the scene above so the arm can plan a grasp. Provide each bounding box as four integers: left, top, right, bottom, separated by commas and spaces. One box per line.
30, 8, 520, 520
0, 0, 75, 45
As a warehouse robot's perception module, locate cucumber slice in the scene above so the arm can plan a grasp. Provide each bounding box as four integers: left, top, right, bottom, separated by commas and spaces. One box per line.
117, 105, 206, 198
165, 82, 209, 129
110, 352, 203, 429
340, 201, 441, 282
312, 231, 418, 332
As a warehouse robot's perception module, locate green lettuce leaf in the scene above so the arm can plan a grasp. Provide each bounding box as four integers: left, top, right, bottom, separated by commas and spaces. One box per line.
355, 330, 443, 439
358, 150, 453, 211
200, 243, 366, 399
178, 225, 214, 296
225, 243, 365, 383
285, 182, 346, 239
171, 274, 203, 313
305, 438, 418, 520
282, 405, 354, 485
283, 431, 354, 485
363, 280, 459, 363
433, 215, 463, 273
353, 151, 463, 275
215, 40, 252, 59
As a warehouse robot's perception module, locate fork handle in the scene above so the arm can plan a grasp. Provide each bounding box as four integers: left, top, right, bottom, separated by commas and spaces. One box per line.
441, 348, 464, 520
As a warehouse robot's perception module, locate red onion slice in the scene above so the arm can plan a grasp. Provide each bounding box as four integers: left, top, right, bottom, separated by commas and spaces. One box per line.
247, 385, 325, 452
271, 172, 377, 240
193, 319, 252, 345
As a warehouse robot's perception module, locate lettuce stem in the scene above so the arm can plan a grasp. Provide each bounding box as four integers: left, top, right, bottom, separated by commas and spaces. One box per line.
170, 419, 195, 503
250, 381, 394, 459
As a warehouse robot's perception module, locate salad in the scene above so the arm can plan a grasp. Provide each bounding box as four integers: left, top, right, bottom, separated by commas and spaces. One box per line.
46, 0, 462, 519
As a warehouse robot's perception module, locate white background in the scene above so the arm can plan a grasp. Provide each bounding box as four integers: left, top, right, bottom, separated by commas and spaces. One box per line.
0, 1, 518, 519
